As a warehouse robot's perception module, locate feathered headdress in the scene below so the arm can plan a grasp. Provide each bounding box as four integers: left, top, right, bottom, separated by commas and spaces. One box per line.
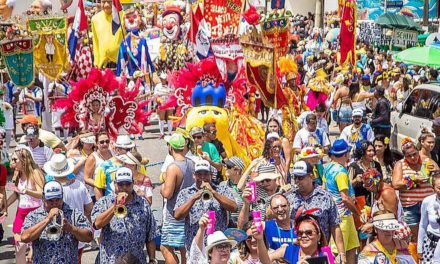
172, 56, 223, 116
54, 68, 147, 139
278, 55, 298, 81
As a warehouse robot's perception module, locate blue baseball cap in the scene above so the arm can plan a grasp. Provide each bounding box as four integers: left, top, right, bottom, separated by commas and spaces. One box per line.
361, 74, 370, 80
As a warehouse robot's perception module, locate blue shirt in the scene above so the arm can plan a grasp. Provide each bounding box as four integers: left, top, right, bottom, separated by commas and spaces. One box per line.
22, 203, 91, 264
264, 220, 297, 250
91, 192, 158, 264
284, 244, 325, 264
323, 162, 356, 217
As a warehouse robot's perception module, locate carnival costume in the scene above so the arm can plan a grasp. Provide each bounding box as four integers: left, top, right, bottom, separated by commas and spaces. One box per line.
54, 68, 147, 139
306, 68, 333, 111
116, 8, 154, 78
91, 10, 124, 68
154, 0, 190, 73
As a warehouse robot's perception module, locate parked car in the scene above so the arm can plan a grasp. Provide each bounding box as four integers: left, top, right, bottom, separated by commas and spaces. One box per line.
390, 82, 440, 155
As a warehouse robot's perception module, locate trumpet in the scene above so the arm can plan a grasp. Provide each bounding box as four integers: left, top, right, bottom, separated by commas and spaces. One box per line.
46, 210, 64, 241
201, 187, 213, 202
114, 204, 127, 218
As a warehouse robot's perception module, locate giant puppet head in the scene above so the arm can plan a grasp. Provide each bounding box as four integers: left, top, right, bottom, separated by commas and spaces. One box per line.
161, 0, 185, 41
124, 7, 143, 33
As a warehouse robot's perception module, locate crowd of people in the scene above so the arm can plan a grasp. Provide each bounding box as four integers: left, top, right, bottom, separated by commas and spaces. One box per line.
1, 0, 440, 264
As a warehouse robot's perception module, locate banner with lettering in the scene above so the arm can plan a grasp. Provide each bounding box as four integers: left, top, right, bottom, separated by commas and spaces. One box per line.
203, 0, 244, 39
27, 17, 67, 80
211, 36, 244, 82
0, 38, 34, 87
261, 12, 291, 60
241, 32, 286, 109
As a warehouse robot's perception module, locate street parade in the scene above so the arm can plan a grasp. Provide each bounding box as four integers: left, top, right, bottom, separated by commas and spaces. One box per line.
1, 0, 440, 263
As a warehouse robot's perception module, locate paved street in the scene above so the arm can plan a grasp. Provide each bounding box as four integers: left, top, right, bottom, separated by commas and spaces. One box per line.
0, 122, 169, 264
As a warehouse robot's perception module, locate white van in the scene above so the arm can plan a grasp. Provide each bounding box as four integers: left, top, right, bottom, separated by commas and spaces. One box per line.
390, 82, 440, 155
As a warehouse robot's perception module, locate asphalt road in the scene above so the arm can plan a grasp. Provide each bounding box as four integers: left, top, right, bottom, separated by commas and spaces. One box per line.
0, 120, 169, 264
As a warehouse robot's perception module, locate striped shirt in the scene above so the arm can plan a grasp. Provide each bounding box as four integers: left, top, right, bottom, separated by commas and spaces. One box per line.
399, 158, 433, 207
29, 144, 54, 169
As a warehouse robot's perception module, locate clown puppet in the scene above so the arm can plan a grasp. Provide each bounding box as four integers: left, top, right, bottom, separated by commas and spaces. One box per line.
116, 7, 155, 79
154, 0, 190, 74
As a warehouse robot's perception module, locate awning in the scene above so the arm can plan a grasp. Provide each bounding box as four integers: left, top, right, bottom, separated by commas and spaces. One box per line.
375, 13, 424, 32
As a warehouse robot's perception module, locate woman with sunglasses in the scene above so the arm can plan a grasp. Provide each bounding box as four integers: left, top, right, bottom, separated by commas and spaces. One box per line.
229, 221, 270, 264
358, 210, 415, 264
66, 132, 96, 200
373, 135, 395, 183
392, 138, 437, 258
261, 137, 289, 185
6, 146, 44, 264
259, 214, 329, 264
84, 132, 113, 201
418, 170, 440, 262
265, 117, 292, 172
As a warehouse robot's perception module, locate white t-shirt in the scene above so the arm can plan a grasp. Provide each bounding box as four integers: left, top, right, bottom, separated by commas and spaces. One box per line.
62, 180, 92, 214
293, 127, 330, 150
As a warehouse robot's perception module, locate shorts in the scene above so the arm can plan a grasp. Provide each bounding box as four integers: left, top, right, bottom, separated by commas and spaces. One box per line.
331, 215, 359, 252
13, 207, 39, 234
161, 219, 186, 248
403, 203, 421, 226
338, 106, 352, 123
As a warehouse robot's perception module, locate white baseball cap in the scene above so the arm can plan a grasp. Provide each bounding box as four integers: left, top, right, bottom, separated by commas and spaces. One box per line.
195, 160, 211, 173
115, 167, 133, 183
352, 108, 363, 117
43, 181, 63, 200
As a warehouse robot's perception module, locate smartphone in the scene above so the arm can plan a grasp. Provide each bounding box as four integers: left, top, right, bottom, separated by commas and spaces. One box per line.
306, 256, 329, 264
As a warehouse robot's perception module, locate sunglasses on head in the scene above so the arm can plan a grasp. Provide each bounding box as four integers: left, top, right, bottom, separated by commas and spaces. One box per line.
99, 140, 110, 144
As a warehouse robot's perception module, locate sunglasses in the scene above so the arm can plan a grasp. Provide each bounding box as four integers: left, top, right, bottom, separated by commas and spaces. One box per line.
99, 140, 110, 144
260, 179, 273, 183
297, 229, 317, 238
207, 131, 217, 135
214, 243, 232, 251
11, 158, 18, 162
193, 135, 203, 139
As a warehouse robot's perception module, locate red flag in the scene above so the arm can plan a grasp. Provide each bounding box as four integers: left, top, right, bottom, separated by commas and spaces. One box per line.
77, 0, 88, 31
112, 0, 122, 35
190, 5, 203, 43
339, 0, 356, 66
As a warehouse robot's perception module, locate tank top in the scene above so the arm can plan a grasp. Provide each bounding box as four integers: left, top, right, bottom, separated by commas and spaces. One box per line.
399, 158, 433, 207
164, 158, 195, 221
18, 177, 42, 209
90, 152, 106, 197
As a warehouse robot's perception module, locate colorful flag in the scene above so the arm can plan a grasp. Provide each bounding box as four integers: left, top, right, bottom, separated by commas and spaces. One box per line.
68, 0, 88, 61
112, 0, 122, 35
339, 0, 356, 66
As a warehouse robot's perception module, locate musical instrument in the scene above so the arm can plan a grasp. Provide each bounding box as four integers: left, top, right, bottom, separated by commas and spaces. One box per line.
46, 210, 64, 241
114, 204, 128, 218
201, 186, 212, 202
